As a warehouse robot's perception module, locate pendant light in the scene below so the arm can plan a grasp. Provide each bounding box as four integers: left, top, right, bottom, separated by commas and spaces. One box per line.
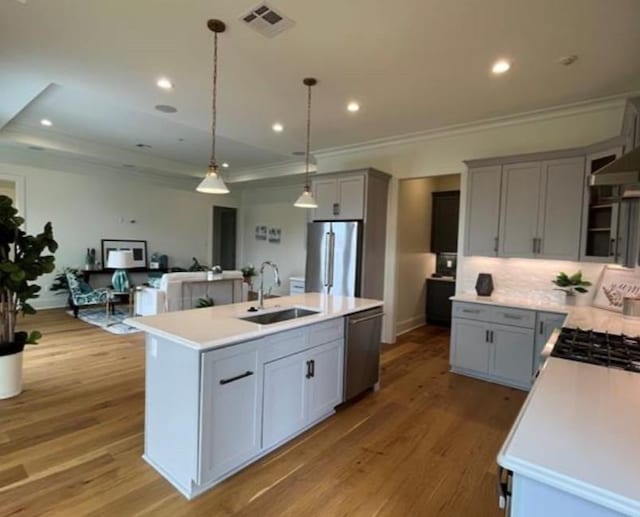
197, 19, 229, 194
294, 78, 318, 208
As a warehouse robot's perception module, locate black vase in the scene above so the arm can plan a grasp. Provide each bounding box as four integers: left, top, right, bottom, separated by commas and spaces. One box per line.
475, 273, 494, 296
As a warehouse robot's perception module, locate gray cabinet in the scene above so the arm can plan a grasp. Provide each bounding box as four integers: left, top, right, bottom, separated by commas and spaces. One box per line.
465, 165, 502, 256
451, 318, 492, 373
499, 162, 542, 258
534, 312, 566, 373
491, 323, 535, 387
622, 98, 639, 154
311, 173, 365, 220
537, 157, 585, 260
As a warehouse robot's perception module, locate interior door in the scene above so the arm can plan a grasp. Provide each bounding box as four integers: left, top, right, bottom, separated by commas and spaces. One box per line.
212, 206, 237, 269
499, 162, 542, 258
305, 222, 332, 294
328, 222, 360, 296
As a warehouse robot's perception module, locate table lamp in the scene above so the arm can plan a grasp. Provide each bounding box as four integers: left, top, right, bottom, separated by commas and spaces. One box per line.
107, 250, 134, 292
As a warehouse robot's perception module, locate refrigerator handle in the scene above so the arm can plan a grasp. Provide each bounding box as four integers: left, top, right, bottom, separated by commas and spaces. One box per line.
329, 232, 335, 288
323, 232, 331, 288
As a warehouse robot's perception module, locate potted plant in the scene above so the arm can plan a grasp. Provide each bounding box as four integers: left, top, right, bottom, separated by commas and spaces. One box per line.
552, 271, 592, 306
241, 264, 256, 289
0, 196, 57, 399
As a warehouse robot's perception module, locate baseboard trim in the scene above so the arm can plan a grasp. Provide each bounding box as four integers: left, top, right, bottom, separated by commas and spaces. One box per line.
396, 315, 426, 336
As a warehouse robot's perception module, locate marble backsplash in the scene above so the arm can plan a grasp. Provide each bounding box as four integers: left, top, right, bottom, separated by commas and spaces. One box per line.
457, 257, 609, 304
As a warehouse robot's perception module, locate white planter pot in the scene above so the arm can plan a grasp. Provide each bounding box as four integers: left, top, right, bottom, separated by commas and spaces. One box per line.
0, 351, 23, 399
565, 293, 590, 307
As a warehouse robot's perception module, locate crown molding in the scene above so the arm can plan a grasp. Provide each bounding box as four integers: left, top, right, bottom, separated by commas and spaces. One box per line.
314, 92, 637, 160
227, 159, 314, 183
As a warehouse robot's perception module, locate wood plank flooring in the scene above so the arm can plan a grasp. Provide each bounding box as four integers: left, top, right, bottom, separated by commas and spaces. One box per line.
0, 310, 526, 516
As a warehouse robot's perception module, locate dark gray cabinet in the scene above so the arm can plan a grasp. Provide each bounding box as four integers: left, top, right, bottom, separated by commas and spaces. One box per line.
430, 191, 460, 253
426, 278, 455, 326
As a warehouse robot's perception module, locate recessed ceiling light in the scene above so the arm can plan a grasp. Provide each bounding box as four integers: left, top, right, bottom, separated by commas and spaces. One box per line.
272, 123, 284, 133
156, 78, 174, 90
347, 102, 360, 113
222, 162, 229, 168
491, 59, 511, 75
154, 104, 177, 113
40, 119, 52, 127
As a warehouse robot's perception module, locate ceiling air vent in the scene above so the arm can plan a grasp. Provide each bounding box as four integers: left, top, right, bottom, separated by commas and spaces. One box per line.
241, 2, 295, 38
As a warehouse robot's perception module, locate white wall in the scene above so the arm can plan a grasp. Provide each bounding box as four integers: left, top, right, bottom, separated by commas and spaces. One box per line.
238, 180, 307, 296
315, 96, 627, 342
0, 162, 239, 308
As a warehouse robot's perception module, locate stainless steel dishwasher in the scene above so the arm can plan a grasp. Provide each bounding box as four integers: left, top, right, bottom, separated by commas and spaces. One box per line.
344, 307, 383, 401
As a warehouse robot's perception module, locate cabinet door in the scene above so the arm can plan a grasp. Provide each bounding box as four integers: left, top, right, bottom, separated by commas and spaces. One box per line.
200, 342, 262, 483
431, 191, 460, 253
337, 175, 365, 220
622, 100, 638, 155
465, 166, 502, 256
312, 178, 338, 221
537, 157, 585, 260
262, 351, 308, 450
499, 162, 542, 258
534, 312, 566, 373
491, 324, 534, 387
307, 340, 344, 423
451, 318, 491, 374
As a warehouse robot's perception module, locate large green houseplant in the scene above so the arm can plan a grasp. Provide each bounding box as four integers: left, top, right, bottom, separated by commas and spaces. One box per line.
0, 195, 57, 398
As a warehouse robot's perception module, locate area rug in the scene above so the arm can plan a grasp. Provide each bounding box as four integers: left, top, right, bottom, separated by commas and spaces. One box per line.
66, 308, 141, 335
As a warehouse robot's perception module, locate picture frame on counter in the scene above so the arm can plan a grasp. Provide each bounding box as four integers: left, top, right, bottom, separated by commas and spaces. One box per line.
592, 265, 640, 312
101, 239, 148, 270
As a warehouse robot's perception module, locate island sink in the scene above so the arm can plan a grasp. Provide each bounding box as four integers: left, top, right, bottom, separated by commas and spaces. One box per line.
240, 307, 319, 325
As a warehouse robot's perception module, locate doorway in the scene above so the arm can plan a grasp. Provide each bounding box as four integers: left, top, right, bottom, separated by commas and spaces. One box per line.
212, 206, 237, 270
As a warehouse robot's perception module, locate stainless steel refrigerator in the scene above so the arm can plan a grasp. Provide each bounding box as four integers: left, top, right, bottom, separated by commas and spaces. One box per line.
305, 221, 362, 296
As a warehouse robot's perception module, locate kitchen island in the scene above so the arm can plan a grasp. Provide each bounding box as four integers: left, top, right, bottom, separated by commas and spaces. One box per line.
125, 293, 383, 499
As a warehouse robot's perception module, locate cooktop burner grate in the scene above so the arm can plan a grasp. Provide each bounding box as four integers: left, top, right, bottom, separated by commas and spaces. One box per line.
552, 327, 640, 373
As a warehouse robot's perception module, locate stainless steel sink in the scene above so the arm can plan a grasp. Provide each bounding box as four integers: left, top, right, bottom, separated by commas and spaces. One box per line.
241, 307, 319, 325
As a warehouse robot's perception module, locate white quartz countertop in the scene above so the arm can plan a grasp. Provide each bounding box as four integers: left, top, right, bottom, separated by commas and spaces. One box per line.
451, 293, 640, 335
498, 358, 640, 515
125, 293, 383, 351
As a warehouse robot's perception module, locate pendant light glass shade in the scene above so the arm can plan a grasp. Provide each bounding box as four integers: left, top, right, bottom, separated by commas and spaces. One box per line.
294, 186, 318, 208
196, 165, 229, 194
198, 19, 229, 195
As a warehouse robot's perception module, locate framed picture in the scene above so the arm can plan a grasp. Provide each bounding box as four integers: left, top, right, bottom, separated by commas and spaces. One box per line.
268, 228, 281, 244
592, 265, 640, 312
255, 225, 267, 241
101, 239, 148, 270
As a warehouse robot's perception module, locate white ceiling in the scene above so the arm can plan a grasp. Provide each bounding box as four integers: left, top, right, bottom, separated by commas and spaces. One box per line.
1, 0, 639, 182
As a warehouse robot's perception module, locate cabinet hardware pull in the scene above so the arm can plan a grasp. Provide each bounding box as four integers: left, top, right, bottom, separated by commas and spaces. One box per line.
537, 238, 542, 254
310, 359, 315, 378
609, 238, 616, 257
485, 329, 490, 342
220, 371, 254, 385
539, 321, 544, 334
306, 360, 312, 379
532, 237, 536, 254
462, 309, 481, 314
490, 330, 494, 343
502, 314, 522, 320
349, 313, 384, 324
494, 236, 499, 253
323, 232, 331, 287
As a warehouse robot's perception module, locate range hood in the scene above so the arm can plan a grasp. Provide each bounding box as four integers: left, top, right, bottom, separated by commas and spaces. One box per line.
590, 146, 640, 198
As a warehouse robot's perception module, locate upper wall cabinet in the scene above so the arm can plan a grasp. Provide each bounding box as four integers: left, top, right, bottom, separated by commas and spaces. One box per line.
464, 165, 502, 257
311, 173, 365, 220
465, 154, 585, 260
431, 190, 460, 253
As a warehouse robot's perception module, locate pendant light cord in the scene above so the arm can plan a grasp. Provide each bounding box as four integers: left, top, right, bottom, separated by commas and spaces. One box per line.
209, 30, 219, 170
305, 82, 312, 185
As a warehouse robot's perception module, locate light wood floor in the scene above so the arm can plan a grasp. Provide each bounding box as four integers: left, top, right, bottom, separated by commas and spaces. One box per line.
0, 310, 526, 516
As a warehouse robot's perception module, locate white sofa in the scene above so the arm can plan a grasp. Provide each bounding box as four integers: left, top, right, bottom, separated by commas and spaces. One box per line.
134, 271, 248, 316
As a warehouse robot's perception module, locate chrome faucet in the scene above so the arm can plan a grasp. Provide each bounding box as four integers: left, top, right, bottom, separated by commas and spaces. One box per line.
258, 261, 281, 309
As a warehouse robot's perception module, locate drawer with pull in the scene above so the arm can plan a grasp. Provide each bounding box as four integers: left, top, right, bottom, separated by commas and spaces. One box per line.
452, 302, 494, 322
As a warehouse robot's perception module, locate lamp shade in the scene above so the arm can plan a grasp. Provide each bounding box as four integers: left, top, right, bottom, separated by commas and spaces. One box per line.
196, 172, 229, 194
294, 188, 318, 208
107, 250, 134, 269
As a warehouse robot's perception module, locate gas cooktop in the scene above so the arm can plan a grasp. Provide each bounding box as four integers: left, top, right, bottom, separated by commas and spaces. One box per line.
552, 327, 640, 373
